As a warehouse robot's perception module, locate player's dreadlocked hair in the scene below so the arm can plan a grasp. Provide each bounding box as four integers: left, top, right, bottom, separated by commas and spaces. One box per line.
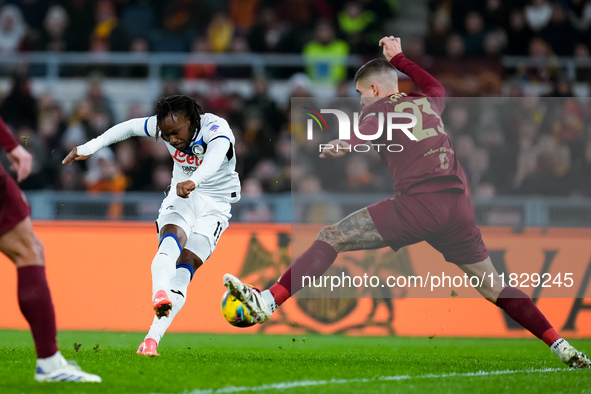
154, 95, 205, 140
354, 59, 398, 84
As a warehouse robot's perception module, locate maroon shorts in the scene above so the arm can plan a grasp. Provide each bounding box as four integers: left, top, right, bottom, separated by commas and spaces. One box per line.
367, 191, 488, 265
0, 164, 31, 236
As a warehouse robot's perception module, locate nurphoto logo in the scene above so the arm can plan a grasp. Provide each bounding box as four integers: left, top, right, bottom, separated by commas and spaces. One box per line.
303, 107, 418, 153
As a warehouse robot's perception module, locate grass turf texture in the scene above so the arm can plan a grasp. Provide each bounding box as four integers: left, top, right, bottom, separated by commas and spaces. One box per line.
0, 330, 589, 393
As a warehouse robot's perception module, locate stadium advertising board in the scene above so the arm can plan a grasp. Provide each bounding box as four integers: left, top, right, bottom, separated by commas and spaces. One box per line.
0, 222, 589, 338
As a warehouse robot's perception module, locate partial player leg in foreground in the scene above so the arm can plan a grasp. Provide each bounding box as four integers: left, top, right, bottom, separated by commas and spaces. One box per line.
0, 220, 102, 382
224, 205, 590, 369
0, 148, 101, 382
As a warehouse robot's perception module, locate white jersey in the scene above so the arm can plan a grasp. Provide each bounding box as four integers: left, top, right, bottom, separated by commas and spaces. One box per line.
77, 112, 241, 203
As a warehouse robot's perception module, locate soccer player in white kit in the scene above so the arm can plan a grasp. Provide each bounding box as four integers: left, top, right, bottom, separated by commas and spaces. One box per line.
63, 95, 241, 356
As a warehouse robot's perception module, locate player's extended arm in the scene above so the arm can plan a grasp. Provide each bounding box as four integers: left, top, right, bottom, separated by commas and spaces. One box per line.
379, 36, 445, 98
176, 137, 231, 198
62, 118, 150, 165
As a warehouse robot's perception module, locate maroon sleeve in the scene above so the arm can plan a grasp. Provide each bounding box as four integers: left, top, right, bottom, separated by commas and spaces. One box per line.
390, 54, 445, 98
0, 117, 18, 152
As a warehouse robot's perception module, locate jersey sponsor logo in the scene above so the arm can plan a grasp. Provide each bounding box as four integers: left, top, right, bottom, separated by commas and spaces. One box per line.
172, 150, 203, 166
210, 124, 219, 132
182, 165, 197, 175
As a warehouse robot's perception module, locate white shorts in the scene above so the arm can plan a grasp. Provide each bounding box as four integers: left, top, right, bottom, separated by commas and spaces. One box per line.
156, 191, 232, 262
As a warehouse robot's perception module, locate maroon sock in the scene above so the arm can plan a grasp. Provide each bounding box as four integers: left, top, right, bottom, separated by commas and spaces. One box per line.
271, 240, 337, 306
495, 286, 558, 346
17, 266, 58, 358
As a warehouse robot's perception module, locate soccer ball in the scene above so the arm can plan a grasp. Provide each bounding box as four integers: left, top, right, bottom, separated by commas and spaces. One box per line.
221, 289, 255, 327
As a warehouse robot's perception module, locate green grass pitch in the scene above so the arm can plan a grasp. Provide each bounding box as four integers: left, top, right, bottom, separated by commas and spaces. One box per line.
1, 330, 589, 393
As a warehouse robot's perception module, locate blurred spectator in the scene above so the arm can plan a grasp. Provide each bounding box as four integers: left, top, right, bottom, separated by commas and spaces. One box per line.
526, 37, 558, 81
567, 0, 591, 33
463, 11, 486, 57
119, 0, 155, 41
230, 0, 260, 34
404, 35, 429, 66
36, 5, 70, 52
17, 0, 48, 37
63, 0, 94, 51
445, 34, 466, 60
466, 148, 495, 191
122, 37, 150, 78
247, 76, 286, 132
150, 1, 193, 54
483, 31, 503, 60
303, 21, 349, 84
208, 12, 234, 53
573, 42, 591, 80
61, 99, 97, 152
184, 37, 217, 80
337, 1, 378, 54
57, 163, 84, 190
85, 148, 129, 219
0, 71, 37, 129
37, 93, 65, 152
91, 0, 128, 52
346, 155, 379, 192
424, 11, 452, 57
482, 0, 505, 30
85, 77, 115, 127
297, 175, 342, 223
114, 139, 142, 191
545, 79, 575, 97
239, 178, 273, 222
0, 5, 28, 53
524, 0, 553, 32
540, 4, 576, 56
248, 7, 285, 53
504, 8, 533, 56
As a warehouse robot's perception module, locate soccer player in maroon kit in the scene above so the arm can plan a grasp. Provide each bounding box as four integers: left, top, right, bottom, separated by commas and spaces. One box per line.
0, 117, 101, 382
224, 36, 590, 368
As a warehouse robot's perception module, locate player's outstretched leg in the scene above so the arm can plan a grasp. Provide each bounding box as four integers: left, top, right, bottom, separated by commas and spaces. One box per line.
139, 253, 197, 356
224, 208, 386, 324
223, 238, 339, 323
460, 257, 590, 369
151, 231, 184, 319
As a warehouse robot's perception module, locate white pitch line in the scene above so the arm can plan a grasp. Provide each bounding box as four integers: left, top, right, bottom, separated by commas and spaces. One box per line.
183, 367, 567, 394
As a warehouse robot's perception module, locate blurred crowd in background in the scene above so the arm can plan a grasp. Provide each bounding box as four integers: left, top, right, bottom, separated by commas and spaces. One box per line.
0, 0, 590, 204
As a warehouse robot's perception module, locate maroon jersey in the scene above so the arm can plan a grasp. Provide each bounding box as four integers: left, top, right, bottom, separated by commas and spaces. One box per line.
0, 116, 18, 153
0, 116, 30, 234
348, 54, 467, 195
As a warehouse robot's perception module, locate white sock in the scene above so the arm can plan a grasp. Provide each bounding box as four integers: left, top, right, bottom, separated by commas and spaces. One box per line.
261, 289, 278, 313
551, 338, 568, 356
37, 351, 65, 371
146, 267, 192, 343
151, 236, 182, 298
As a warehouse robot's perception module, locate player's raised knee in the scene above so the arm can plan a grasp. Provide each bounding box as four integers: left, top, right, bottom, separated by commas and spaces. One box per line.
177, 249, 203, 271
